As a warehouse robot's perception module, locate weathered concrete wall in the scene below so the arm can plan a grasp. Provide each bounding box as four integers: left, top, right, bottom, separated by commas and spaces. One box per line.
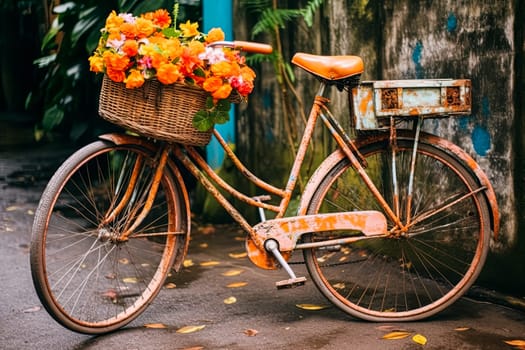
380, 1, 516, 249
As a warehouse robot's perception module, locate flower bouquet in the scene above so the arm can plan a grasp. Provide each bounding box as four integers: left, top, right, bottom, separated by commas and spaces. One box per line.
89, 6, 256, 145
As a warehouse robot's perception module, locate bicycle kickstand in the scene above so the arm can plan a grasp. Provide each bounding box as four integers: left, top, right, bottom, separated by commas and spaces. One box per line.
264, 239, 307, 289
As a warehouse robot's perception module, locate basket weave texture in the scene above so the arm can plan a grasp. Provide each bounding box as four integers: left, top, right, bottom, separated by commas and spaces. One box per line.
98, 75, 211, 146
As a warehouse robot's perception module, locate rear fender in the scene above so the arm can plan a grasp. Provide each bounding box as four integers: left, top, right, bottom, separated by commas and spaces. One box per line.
298, 131, 500, 239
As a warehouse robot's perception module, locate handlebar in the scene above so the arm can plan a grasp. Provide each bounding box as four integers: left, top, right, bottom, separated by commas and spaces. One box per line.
208, 40, 273, 54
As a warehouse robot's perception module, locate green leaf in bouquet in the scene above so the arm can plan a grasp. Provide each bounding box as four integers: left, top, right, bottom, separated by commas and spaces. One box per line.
216, 99, 231, 111
193, 110, 214, 131
213, 110, 230, 125
162, 27, 181, 38
205, 96, 215, 109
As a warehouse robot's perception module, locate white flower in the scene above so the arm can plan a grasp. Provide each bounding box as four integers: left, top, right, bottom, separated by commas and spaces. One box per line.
119, 13, 136, 23
198, 47, 226, 64
107, 34, 126, 50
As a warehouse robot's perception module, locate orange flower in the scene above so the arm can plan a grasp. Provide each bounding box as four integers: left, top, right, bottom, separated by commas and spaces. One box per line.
206, 28, 225, 43
119, 22, 137, 39
122, 39, 139, 57
106, 67, 126, 82
202, 76, 223, 93
211, 61, 240, 78
150, 51, 167, 69
103, 51, 130, 71
212, 83, 232, 100
180, 20, 199, 37
150, 9, 171, 28
124, 69, 145, 88
157, 63, 182, 84
135, 17, 155, 38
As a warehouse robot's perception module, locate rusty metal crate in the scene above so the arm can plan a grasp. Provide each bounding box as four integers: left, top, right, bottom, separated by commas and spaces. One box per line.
351, 79, 471, 130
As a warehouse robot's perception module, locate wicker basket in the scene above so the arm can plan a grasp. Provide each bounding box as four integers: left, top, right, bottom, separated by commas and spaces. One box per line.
98, 75, 212, 146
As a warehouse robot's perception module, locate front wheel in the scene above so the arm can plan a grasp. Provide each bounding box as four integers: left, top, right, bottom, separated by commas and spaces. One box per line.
30, 140, 190, 334
302, 135, 492, 321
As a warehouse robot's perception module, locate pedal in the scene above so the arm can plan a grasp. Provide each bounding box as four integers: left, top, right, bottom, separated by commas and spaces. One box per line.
264, 239, 307, 289
276, 276, 307, 289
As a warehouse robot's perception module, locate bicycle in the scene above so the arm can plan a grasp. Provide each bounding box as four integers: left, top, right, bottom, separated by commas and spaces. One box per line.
30, 40, 499, 334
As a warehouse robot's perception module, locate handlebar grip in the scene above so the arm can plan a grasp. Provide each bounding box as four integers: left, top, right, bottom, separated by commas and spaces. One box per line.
233, 40, 273, 54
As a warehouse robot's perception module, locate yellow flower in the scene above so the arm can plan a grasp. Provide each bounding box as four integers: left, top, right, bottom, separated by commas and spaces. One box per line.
180, 20, 199, 37
105, 11, 124, 32
88, 55, 104, 73
206, 28, 225, 43
124, 69, 145, 88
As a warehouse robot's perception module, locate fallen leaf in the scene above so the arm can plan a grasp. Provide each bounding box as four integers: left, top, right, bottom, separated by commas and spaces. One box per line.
144, 323, 167, 329
119, 258, 129, 264
6, 206, 21, 211
23, 306, 41, 313
244, 329, 258, 336
222, 269, 244, 277
122, 277, 138, 283
27, 210, 34, 215
164, 282, 176, 289
227, 282, 248, 288
382, 331, 411, 340
295, 303, 329, 311
234, 236, 244, 241
198, 225, 215, 234
224, 296, 237, 304
200, 260, 220, 267
182, 347, 204, 350
332, 282, 346, 289
199, 243, 208, 248
228, 252, 247, 259
412, 334, 427, 345
454, 327, 470, 331
176, 325, 206, 334
183, 259, 194, 267
504, 340, 525, 349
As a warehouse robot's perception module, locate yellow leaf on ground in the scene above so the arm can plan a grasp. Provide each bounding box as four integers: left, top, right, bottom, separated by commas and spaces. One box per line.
164, 282, 176, 289
222, 269, 244, 277
504, 340, 525, 348
6, 206, 21, 211
228, 252, 247, 259
227, 282, 248, 288
122, 277, 138, 283
454, 327, 470, 331
200, 261, 220, 267
144, 323, 167, 329
182, 347, 204, 350
295, 303, 328, 311
332, 282, 345, 289
176, 325, 206, 334
412, 334, 427, 345
382, 331, 411, 340
199, 243, 208, 248
183, 259, 194, 267
224, 296, 237, 304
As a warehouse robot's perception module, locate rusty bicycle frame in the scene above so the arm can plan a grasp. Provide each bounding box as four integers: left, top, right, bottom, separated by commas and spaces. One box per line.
100, 70, 500, 287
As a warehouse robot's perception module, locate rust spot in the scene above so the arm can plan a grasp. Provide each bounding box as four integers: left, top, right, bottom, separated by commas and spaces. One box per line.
446, 87, 461, 106
381, 88, 399, 109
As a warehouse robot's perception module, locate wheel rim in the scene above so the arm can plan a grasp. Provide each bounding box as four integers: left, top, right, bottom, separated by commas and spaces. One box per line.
35, 145, 182, 331
303, 139, 490, 320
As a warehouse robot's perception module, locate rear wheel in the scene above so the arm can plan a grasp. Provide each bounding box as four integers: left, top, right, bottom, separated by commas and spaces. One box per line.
303, 136, 491, 321
30, 140, 189, 334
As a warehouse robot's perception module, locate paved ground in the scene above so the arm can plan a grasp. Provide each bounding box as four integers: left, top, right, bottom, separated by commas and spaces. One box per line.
1, 143, 525, 350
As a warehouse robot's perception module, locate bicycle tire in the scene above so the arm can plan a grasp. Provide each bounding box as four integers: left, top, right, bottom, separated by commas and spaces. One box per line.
30, 140, 189, 334
302, 134, 491, 321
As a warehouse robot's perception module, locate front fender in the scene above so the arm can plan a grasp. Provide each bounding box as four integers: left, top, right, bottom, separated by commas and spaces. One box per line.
99, 133, 192, 270
298, 131, 500, 239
